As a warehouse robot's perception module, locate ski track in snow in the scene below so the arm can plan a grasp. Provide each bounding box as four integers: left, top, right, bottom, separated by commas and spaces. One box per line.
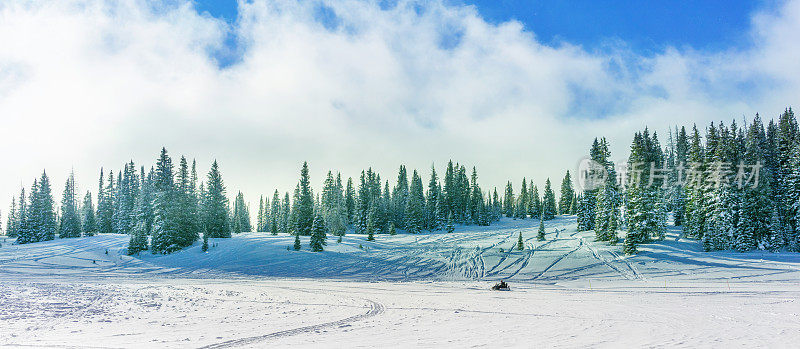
199, 298, 385, 349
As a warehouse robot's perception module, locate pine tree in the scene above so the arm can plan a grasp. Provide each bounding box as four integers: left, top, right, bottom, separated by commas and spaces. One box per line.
405, 170, 425, 234
204, 160, 230, 238
537, 217, 546, 241
426, 165, 441, 230
295, 162, 314, 235
270, 190, 281, 235
517, 232, 524, 250
503, 181, 514, 218
58, 171, 82, 238
542, 178, 557, 220
293, 233, 301, 250
6, 196, 17, 238
516, 178, 528, 219
529, 185, 542, 219
392, 165, 409, 229
175, 156, 199, 246
309, 212, 327, 252
232, 191, 251, 233
127, 173, 153, 255
389, 222, 396, 235
81, 191, 97, 236
559, 171, 575, 215
150, 148, 181, 254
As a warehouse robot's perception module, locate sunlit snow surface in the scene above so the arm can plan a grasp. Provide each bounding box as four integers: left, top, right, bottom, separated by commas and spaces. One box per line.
1, 216, 799, 347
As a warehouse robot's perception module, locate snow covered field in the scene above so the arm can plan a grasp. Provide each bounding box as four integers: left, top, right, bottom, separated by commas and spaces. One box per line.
1, 216, 799, 348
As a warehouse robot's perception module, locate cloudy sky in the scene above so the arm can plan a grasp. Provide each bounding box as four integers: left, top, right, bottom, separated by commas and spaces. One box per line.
1, 0, 798, 215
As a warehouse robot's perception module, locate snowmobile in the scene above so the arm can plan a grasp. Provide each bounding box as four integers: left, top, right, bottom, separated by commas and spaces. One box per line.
491, 280, 510, 291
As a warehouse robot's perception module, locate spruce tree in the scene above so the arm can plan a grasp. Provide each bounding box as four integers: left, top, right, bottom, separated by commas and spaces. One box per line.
517, 232, 524, 250
175, 156, 199, 245
150, 148, 181, 254
516, 178, 528, 219
503, 181, 514, 218
405, 170, 425, 234
529, 185, 542, 219
542, 178, 557, 220
537, 217, 546, 241
204, 160, 230, 238
6, 196, 17, 238
309, 212, 327, 252
426, 165, 441, 230
270, 190, 281, 235
58, 171, 82, 238
392, 165, 409, 229
558, 171, 575, 215
81, 191, 97, 236
293, 233, 301, 250
295, 162, 314, 235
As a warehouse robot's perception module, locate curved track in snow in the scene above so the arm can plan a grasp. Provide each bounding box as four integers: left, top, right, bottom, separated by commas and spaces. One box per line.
198, 297, 385, 349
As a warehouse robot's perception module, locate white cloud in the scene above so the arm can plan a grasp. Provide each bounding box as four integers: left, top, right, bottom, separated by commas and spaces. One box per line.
0, 0, 798, 214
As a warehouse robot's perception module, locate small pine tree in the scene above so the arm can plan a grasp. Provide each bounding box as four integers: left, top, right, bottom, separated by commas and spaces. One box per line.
517, 232, 524, 250
622, 231, 638, 254
202, 230, 209, 252
537, 218, 546, 241
293, 234, 301, 251
389, 222, 397, 235
367, 228, 375, 241
309, 213, 327, 252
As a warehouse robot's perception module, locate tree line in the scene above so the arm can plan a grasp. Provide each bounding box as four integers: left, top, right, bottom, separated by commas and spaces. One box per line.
4, 152, 573, 254
578, 107, 799, 254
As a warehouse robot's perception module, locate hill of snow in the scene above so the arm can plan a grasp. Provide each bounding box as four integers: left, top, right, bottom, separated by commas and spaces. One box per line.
1, 216, 799, 347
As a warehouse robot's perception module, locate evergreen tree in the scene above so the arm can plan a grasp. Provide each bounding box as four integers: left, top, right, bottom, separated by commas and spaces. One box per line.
558, 171, 575, 215
309, 212, 327, 252
81, 191, 97, 236
405, 170, 425, 233
426, 165, 441, 230
175, 156, 199, 245
6, 196, 17, 238
127, 171, 153, 255
295, 162, 314, 235
204, 160, 230, 238
542, 178, 557, 220
150, 148, 181, 254
392, 165, 409, 229
537, 217, 546, 241
270, 190, 281, 235
516, 178, 528, 219
58, 171, 82, 238
517, 232, 524, 250
257, 196, 265, 232
345, 177, 355, 225
529, 184, 542, 219
503, 181, 514, 218
232, 191, 252, 233
293, 233, 301, 250
202, 227, 209, 252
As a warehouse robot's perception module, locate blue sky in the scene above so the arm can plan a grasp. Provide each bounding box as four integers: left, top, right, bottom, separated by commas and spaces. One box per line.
3, 0, 798, 212
195, 0, 766, 59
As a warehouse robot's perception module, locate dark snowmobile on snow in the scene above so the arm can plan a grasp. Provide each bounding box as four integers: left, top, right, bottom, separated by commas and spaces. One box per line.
491, 280, 510, 291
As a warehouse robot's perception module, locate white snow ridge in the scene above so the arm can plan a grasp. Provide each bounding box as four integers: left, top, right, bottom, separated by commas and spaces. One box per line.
1, 216, 799, 348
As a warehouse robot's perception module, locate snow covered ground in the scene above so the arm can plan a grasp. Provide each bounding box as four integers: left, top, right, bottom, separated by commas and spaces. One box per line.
1, 216, 799, 348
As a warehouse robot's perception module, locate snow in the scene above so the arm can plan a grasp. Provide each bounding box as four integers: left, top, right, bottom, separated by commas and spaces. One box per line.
1, 216, 799, 347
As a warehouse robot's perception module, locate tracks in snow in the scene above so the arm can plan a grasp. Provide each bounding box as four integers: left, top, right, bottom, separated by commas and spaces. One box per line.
198, 298, 385, 349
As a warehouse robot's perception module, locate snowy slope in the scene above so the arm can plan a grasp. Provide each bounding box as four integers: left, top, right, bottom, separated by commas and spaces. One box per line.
1, 217, 799, 348
1, 216, 798, 285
